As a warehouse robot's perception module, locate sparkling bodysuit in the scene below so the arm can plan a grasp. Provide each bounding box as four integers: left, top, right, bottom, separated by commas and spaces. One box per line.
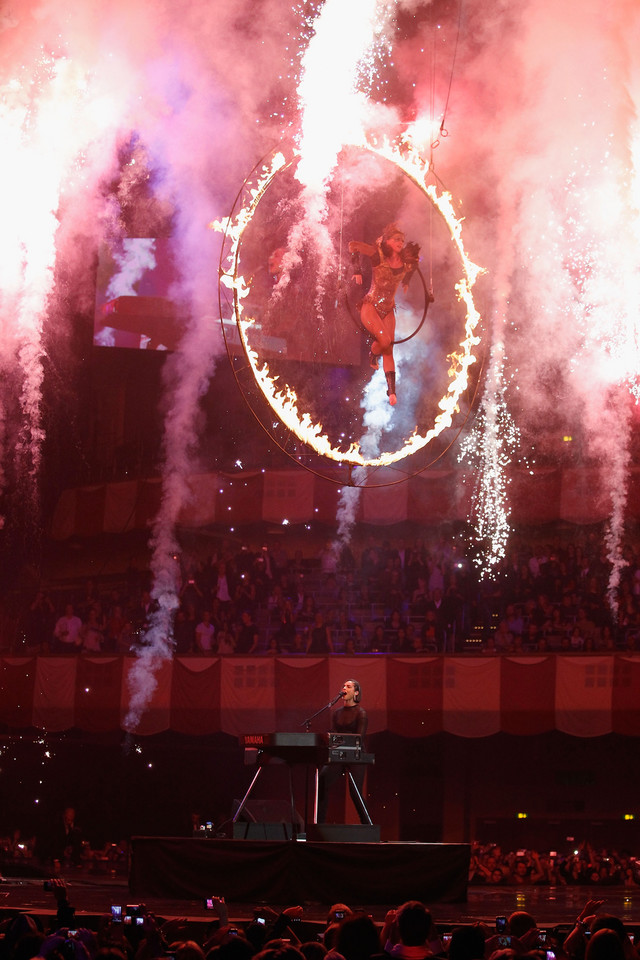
363, 245, 413, 319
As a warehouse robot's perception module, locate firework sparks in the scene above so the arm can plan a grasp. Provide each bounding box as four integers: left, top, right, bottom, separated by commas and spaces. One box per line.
1, 51, 92, 505
459, 340, 519, 579
6, 0, 640, 666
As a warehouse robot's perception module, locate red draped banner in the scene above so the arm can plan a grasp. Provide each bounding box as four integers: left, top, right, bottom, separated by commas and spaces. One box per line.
2, 655, 640, 738
49, 467, 640, 539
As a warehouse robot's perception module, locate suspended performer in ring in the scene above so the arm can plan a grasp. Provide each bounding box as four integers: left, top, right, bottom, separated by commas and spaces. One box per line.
349, 223, 420, 405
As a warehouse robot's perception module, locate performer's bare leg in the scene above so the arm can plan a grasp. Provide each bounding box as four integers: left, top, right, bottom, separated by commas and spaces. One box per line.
362, 305, 397, 405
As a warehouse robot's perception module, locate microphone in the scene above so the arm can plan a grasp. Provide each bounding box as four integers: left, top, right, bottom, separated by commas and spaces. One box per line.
330, 691, 345, 706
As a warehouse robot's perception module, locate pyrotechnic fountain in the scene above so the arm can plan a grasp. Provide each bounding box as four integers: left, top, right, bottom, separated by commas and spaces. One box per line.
3, 0, 640, 728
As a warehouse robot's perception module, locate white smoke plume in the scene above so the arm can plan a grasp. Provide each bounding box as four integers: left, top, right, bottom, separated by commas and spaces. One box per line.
0, 0, 293, 724
4, 0, 640, 719
106, 239, 157, 300
431, 0, 640, 604
278, 0, 394, 303
333, 366, 399, 558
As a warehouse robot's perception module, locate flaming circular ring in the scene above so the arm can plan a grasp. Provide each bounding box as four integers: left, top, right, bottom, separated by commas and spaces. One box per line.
217, 141, 484, 470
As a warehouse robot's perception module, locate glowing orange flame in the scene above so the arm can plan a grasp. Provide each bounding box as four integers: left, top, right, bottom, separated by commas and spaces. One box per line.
215, 138, 484, 467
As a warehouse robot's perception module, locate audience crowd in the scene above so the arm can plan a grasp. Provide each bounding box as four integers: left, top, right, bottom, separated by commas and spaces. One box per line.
6, 830, 640, 893
5, 536, 640, 960
1, 879, 639, 960
11, 530, 640, 656
468, 842, 640, 889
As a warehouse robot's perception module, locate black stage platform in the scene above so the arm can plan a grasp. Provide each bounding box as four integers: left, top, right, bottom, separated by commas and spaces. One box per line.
129, 837, 471, 904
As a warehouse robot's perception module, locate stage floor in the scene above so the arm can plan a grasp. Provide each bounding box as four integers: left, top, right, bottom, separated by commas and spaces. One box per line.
2, 868, 640, 931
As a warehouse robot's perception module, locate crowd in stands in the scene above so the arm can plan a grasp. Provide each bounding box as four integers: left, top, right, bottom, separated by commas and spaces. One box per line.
468, 842, 640, 888
0, 807, 129, 878
11, 529, 640, 656
1, 879, 639, 960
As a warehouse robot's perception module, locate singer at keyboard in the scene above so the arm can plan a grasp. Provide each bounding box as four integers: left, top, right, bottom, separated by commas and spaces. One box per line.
317, 679, 369, 824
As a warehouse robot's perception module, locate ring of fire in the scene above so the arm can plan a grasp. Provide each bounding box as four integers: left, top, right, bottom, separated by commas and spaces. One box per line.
216, 139, 484, 469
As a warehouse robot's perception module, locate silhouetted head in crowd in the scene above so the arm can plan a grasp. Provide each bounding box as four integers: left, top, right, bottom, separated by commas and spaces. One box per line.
244, 921, 269, 953
1, 913, 41, 950
327, 905, 352, 927
448, 924, 485, 960
170, 943, 206, 960
95, 917, 132, 959
298, 943, 327, 960
94, 946, 127, 960
207, 933, 255, 960
10, 931, 45, 960
585, 929, 625, 960
49, 939, 91, 960
335, 913, 381, 960
93, 946, 128, 960
396, 901, 432, 947
253, 944, 305, 960
590, 914, 626, 941
94, 949, 128, 960
508, 912, 537, 939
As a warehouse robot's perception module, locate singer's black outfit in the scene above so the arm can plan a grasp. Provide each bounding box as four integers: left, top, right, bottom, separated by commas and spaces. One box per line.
317, 703, 369, 823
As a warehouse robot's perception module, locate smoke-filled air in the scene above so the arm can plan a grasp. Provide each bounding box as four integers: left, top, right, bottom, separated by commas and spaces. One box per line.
2, 0, 639, 725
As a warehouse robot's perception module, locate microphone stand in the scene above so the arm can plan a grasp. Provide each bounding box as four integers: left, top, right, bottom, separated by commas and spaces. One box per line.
301, 692, 343, 730
300, 693, 343, 829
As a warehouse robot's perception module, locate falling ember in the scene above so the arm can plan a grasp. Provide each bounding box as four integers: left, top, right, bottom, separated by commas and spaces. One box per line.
216, 137, 484, 468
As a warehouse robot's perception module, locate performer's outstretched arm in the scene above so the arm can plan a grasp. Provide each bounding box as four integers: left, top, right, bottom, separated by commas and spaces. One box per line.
348, 240, 377, 257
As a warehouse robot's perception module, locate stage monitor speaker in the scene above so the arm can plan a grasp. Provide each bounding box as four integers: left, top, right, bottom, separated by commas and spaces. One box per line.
306, 824, 380, 843
232, 822, 296, 840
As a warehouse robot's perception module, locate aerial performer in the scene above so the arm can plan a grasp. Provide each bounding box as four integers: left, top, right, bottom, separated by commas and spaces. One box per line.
349, 223, 421, 405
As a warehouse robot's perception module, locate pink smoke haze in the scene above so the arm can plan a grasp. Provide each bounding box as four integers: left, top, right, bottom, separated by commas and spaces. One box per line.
2, 0, 639, 722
